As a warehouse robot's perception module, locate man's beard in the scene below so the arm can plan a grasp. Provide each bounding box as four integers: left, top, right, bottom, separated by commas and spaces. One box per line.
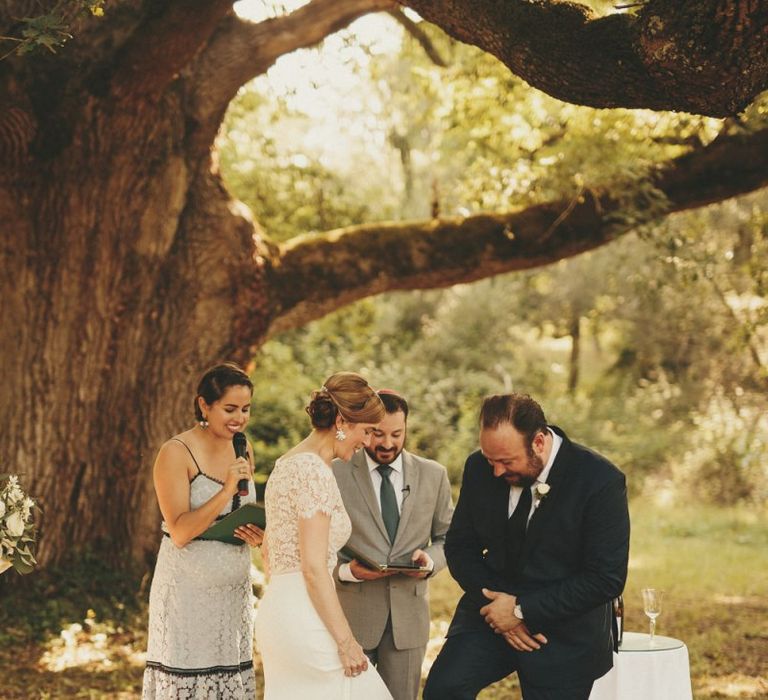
503, 449, 545, 487
366, 443, 404, 464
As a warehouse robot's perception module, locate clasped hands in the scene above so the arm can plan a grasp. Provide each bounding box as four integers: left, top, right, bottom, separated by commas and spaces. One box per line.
480, 588, 548, 652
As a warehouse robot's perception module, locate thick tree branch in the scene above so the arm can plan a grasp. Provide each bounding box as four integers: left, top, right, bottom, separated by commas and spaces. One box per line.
399, 0, 768, 117
190, 0, 396, 135
263, 126, 768, 335
110, 0, 232, 100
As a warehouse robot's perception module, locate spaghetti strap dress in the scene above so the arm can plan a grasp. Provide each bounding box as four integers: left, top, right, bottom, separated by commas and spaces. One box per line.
142, 439, 257, 699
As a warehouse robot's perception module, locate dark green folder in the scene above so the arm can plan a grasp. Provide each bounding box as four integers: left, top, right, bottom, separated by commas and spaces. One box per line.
198, 502, 266, 545
340, 544, 429, 574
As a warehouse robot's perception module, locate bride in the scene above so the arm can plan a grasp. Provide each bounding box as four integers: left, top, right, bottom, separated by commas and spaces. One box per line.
255, 372, 393, 699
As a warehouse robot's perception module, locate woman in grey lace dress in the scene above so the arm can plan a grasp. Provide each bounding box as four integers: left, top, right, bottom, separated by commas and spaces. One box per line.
143, 363, 264, 699
255, 372, 393, 699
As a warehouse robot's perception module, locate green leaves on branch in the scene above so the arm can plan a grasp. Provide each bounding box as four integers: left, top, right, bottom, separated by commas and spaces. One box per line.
1, 1, 104, 59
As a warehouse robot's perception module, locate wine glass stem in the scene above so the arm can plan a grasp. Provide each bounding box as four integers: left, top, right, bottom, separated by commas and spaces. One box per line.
649, 618, 656, 644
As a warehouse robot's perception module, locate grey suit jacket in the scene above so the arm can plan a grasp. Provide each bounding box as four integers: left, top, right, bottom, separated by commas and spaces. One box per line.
332, 449, 454, 650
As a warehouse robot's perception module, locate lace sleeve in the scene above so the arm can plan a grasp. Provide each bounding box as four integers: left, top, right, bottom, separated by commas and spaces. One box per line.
290, 455, 337, 520
265, 453, 350, 574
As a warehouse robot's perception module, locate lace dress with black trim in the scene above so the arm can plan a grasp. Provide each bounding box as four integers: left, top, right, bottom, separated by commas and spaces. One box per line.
142, 440, 257, 700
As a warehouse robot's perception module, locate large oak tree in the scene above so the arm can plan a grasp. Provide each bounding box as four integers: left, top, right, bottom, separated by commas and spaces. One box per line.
1, 0, 767, 570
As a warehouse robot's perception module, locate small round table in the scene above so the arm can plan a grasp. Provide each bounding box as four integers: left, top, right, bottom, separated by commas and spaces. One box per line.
589, 631, 693, 700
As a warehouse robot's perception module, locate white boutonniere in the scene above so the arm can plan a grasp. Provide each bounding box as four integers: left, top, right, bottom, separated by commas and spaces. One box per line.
533, 482, 551, 509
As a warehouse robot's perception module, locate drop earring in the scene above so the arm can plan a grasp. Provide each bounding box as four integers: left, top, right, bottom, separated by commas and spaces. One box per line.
335, 428, 347, 441
199, 417, 209, 429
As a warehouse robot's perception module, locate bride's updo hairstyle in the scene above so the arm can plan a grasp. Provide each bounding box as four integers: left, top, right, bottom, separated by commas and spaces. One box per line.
306, 372, 385, 429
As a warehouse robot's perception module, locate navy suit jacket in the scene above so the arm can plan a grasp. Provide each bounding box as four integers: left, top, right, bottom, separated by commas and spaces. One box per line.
445, 426, 630, 688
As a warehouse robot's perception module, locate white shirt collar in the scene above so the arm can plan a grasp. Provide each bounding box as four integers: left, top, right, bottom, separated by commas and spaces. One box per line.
538, 428, 562, 485
364, 450, 404, 473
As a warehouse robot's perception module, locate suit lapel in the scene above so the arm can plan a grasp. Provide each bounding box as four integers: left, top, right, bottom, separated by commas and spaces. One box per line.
525, 427, 572, 549
392, 451, 419, 551
350, 450, 390, 542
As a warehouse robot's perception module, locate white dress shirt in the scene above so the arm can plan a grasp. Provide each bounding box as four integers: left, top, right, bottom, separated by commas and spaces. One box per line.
339, 451, 418, 582
507, 428, 562, 521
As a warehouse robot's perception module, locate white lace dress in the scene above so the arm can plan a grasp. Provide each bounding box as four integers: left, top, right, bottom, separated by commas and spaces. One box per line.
143, 446, 257, 699
255, 452, 392, 700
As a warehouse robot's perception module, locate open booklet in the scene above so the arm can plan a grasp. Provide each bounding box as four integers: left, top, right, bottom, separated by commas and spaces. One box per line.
340, 544, 430, 574
198, 502, 266, 545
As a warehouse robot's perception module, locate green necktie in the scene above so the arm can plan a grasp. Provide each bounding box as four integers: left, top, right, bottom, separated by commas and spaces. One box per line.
377, 464, 399, 543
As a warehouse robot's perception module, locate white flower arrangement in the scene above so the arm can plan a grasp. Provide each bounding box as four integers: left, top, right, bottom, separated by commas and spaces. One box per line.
0, 474, 38, 574
533, 481, 551, 509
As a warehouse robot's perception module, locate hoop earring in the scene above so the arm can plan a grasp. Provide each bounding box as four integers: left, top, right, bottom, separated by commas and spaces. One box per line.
335, 428, 347, 441
199, 418, 209, 429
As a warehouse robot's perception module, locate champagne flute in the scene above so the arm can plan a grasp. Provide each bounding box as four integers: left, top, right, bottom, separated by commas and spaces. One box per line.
641, 588, 663, 645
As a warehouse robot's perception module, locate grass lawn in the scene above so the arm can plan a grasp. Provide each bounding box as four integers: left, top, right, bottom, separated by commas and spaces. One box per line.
1, 499, 766, 698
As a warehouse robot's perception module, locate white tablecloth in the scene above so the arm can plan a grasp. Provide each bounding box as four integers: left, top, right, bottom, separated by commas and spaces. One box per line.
589, 631, 693, 700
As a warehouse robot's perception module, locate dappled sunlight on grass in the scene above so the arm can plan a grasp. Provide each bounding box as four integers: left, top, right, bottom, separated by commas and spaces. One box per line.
2, 500, 766, 697
38, 620, 146, 673
422, 619, 448, 678
626, 552, 651, 571
696, 673, 768, 698
712, 595, 765, 606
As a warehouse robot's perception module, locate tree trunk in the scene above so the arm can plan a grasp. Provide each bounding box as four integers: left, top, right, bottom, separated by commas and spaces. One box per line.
0, 83, 274, 569
568, 313, 581, 395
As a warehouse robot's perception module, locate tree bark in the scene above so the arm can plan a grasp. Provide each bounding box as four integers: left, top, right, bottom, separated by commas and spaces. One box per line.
400, 0, 768, 117
0, 86, 274, 567
568, 313, 581, 395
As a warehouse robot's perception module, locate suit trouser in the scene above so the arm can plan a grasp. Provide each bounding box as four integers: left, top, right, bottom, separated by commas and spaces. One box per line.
365, 614, 425, 700
423, 630, 594, 700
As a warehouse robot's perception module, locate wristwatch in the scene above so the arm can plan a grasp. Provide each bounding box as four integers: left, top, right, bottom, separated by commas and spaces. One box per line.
513, 604, 524, 620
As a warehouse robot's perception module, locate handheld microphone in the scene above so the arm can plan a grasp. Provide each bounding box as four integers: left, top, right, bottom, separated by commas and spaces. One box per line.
233, 432, 249, 497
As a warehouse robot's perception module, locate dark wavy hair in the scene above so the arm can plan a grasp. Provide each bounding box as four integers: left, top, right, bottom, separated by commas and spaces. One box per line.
194, 362, 253, 420
479, 393, 547, 447
377, 389, 409, 418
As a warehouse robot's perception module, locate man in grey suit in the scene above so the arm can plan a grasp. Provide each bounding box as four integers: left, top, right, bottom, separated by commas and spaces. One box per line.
333, 390, 454, 700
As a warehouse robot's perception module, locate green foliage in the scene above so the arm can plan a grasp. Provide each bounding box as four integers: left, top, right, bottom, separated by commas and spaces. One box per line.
0, 1, 104, 60
364, 24, 720, 220
219, 12, 767, 505
221, 79, 401, 241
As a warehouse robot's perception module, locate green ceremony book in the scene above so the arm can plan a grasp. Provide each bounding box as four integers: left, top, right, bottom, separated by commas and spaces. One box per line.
198, 502, 266, 545
340, 544, 430, 574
